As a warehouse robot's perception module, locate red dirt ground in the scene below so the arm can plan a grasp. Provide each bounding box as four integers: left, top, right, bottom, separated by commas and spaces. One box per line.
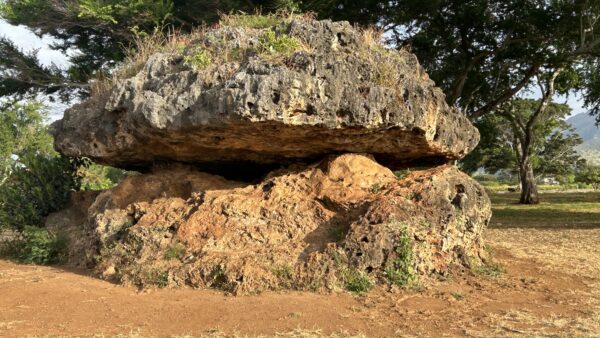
1, 234, 599, 337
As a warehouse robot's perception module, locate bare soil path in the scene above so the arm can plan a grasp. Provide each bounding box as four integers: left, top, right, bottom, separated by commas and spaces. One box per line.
1, 236, 599, 337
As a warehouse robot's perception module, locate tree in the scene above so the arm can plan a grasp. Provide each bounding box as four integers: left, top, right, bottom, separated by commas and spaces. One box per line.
0, 0, 301, 101
303, 0, 600, 120
0, 101, 53, 186
302, 0, 600, 203
462, 99, 585, 202
0, 102, 81, 231
576, 165, 600, 190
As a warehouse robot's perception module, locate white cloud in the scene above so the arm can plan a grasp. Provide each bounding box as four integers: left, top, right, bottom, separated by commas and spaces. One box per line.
1, 18, 73, 120
0, 18, 70, 68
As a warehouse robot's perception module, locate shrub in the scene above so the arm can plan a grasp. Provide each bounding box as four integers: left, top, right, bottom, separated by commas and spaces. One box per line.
0, 153, 81, 231
576, 165, 600, 190
1, 226, 69, 265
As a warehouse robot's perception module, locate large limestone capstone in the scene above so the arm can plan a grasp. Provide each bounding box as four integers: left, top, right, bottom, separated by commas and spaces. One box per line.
52, 19, 479, 171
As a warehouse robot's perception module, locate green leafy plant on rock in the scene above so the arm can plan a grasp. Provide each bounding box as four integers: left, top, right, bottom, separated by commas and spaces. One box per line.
341, 267, 373, 293
183, 49, 212, 70
257, 30, 300, 56
385, 226, 417, 287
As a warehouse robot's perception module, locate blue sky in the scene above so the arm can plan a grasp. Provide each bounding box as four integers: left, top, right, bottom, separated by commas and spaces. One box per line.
0, 18, 590, 121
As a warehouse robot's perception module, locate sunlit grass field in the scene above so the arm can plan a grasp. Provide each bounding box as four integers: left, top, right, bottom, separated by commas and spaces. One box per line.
489, 191, 600, 229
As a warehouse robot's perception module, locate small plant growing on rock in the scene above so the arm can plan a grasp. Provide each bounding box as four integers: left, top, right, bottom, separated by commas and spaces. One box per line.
184, 49, 212, 70
385, 227, 417, 287
257, 30, 300, 56
163, 243, 186, 260
369, 182, 382, 193
342, 267, 373, 293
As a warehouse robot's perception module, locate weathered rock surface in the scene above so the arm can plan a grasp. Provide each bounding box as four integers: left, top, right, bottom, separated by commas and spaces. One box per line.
52, 19, 479, 172
48, 154, 491, 294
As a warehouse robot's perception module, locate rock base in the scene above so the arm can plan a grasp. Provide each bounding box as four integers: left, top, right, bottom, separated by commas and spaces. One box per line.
48, 154, 491, 294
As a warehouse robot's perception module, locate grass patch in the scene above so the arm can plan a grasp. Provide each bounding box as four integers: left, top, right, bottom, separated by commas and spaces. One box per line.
473, 261, 505, 278
257, 30, 301, 56
489, 191, 600, 229
220, 13, 285, 29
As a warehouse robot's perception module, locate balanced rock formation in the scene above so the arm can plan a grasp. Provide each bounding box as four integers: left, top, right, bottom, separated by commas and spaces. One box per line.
52, 19, 478, 172
48, 16, 491, 293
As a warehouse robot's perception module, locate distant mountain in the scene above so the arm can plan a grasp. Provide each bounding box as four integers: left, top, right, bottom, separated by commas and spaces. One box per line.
567, 113, 600, 165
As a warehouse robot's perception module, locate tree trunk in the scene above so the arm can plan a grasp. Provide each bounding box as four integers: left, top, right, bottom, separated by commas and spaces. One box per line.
519, 159, 539, 204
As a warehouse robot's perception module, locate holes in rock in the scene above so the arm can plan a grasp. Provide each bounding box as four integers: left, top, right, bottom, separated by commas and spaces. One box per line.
337, 32, 346, 45
403, 89, 410, 102
262, 181, 275, 194
411, 127, 424, 136
361, 236, 369, 243
356, 251, 363, 257
366, 266, 374, 273
272, 91, 281, 105
247, 101, 255, 109
93, 142, 99, 149
451, 184, 466, 208
306, 104, 317, 116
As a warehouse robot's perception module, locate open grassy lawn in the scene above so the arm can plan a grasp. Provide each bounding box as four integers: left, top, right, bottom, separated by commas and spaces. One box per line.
489, 191, 600, 229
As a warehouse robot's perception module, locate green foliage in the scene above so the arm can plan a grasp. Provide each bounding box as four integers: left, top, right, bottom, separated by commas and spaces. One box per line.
462, 99, 584, 178
3, 226, 69, 265
0, 102, 81, 231
79, 163, 128, 190
0, 154, 80, 231
77, 0, 173, 26
342, 267, 372, 293
576, 165, 600, 190
385, 226, 417, 287
257, 30, 300, 56
183, 49, 212, 70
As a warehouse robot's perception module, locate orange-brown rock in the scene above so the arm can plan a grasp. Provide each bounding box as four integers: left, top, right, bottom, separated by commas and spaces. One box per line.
48, 154, 491, 294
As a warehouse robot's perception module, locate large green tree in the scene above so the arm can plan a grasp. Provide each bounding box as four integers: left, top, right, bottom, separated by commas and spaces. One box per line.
463, 99, 585, 202
0, 102, 81, 231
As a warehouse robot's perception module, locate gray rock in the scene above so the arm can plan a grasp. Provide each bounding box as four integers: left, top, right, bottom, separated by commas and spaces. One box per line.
52, 19, 479, 172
